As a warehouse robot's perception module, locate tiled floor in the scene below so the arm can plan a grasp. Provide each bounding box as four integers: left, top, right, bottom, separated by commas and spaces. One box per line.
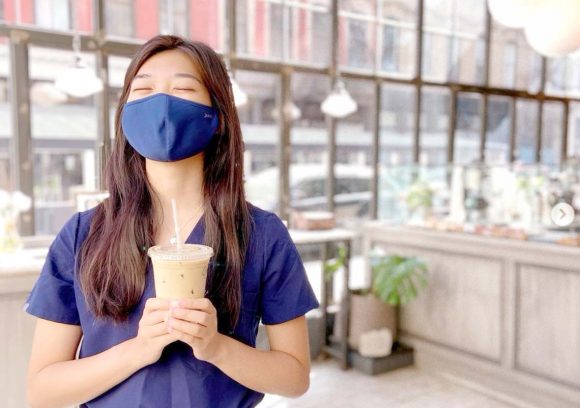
261, 359, 516, 408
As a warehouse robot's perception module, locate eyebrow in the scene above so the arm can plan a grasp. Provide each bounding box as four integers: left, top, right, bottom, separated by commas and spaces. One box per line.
133, 73, 202, 85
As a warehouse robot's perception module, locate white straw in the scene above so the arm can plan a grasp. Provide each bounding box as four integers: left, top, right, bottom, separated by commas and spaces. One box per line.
171, 198, 182, 249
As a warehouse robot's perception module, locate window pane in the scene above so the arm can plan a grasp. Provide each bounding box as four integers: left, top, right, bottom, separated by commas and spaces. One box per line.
237, 0, 284, 59
1, 0, 93, 32
378, 83, 416, 221
380, 83, 415, 166
541, 101, 564, 167
454, 92, 481, 165
335, 79, 375, 225
29, 46, 98, 235
106, 0, 226, 51
515, 99, 538, 165
489, 23, 542, 92
339, 8, 376, 71
290, 73, 330, 213
379, 0, 417, 77
423, 0, 486, 84
546, 50, 580, 98
569, 102, 580, 159
288, 1, 331, 65
108, 55, 132, 138
420, 86, 450, 166
237, 71, 281, 214
485, 95, 512, 166
0, 36, 10, 190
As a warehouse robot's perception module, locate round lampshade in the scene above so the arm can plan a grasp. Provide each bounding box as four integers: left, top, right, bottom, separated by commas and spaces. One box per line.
487, 0, 543, 29
524, 0, 580, 57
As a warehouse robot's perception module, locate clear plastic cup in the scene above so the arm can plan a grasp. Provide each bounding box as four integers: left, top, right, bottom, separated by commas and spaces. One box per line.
148, 244, 213, 299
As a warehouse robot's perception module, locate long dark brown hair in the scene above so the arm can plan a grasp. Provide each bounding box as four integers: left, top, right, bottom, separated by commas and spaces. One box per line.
79, 35, 251, 332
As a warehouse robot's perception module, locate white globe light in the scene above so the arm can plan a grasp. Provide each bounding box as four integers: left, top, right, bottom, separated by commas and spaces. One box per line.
524, 0, 580, 57
230, 76, 248, 107
54, 58, 103, 98
487, 0, 543, 29
321, 81, 358, 118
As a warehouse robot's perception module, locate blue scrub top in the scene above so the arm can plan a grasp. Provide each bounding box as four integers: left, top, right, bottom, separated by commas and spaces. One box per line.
24, 204, 320, 407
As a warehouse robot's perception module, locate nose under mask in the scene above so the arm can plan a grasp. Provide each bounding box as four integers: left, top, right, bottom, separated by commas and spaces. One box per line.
121, 93, 219, 162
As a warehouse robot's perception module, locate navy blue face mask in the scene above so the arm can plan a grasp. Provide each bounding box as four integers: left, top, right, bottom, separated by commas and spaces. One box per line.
121, 93, 219, 162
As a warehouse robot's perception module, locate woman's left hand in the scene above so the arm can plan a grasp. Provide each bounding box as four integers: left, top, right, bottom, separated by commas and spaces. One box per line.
166, 298, 224, 363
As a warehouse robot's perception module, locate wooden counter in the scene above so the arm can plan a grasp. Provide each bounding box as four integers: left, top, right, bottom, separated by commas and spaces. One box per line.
362, 223, 580, 408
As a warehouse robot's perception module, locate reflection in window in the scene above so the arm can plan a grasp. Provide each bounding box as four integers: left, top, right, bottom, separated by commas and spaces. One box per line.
339, 0, 417, 76
420, 86, 450, 166
34, 0, 70, 31
490, 22, 542, 92
289, 73, 330, 213
288, 1, 331, 65
0, 37, 10, 191
454, 92, 481, 165
237, 0, 284, 60
29, 46, 98, 235
546, 51, 580, 98
423, 0, 486, 84
237, 70, 281, 213
569, 103, 580, 159
335, 79, 375, 224
541, 101, 564, 167
485, 95, 511, 166
515, 99, 538, 165
160, 0, 188, 37
380, 83, 415, 166
106, 0, 134, 38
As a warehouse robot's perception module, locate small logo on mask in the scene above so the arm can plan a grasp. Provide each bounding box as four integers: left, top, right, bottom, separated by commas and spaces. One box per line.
204, 113, 213, 118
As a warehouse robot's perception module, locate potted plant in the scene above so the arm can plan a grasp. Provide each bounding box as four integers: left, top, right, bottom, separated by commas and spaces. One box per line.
328, 249, 428, 353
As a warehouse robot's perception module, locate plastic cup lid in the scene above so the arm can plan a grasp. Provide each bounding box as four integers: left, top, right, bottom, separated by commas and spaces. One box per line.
148, 244, 213, 261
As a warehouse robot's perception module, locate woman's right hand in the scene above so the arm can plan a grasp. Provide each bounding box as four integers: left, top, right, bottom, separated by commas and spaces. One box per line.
132, 298, 179, 368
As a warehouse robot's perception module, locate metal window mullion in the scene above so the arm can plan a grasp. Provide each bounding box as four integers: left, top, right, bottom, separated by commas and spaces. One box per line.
448, 89, 457, 164
536, 57, 547, 163
509, 97, 517, 164
9, 30, 34, 235
562, 101, 569, 167
480, 6, 491, 163
325, 0, 339, 213
227, 0, 236, 59
370, 80, 381, 220
94, 0, 110, 190
279, 68, 292, 221
412, 0, 424, 164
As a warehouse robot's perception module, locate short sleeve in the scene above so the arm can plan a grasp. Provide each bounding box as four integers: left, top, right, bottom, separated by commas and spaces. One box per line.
260, 214, 320, 325
23, 213, 81, 325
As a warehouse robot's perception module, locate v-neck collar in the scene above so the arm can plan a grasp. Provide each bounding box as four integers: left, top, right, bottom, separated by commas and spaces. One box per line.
184, 213, 205, 244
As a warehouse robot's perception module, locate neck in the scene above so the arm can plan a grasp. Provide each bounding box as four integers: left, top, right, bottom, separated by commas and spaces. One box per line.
146, 154, 205, 223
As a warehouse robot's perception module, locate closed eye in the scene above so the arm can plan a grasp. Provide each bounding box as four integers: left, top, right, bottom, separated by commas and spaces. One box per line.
175, 88, 195, 91
132, 88, 152, 91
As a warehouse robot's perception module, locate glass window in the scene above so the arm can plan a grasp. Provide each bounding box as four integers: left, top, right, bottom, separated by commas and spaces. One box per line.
29, 46, 98, 235
290, 72, 330, 214
378, 83, 415, 221
339, 0, 376, 71
420, 86, 450, 166
546, 50, 580, 98
423, 0, 486, 84
288, 0, 331, 65
160, 0, 188, 37
514, 99, 539, 165
106, 0, 226, 51
108, 55, 132, 138
489, 23, 542, 93
237, 0, 284, 60
485, 95, 512, 166
0, 36, 10, 191
569, 102, 580, 159
379, 0, 417, 77
1, 0, 93, 32
380, 83, 415, 166
454, 92, 482, 165
541, 101, 564, 167
335, 79, 375, 225
236, 70, 281, 214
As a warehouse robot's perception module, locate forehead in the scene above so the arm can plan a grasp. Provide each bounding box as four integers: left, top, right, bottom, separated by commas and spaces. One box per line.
134, 49, 202, 80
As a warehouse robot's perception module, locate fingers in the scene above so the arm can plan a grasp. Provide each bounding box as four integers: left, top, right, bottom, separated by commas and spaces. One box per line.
167, 317, 205, 338
176, 298, 215, 314
144, 297, 173, 313
169, 308, 210, 327
142, 321, 175, 338
140, 309, 171, 327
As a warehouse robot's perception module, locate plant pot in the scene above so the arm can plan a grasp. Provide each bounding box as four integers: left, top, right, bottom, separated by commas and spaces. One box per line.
334, 292, 397, 351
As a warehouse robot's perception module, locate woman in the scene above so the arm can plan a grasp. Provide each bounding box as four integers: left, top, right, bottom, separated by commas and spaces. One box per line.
25, 35, 319, 408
